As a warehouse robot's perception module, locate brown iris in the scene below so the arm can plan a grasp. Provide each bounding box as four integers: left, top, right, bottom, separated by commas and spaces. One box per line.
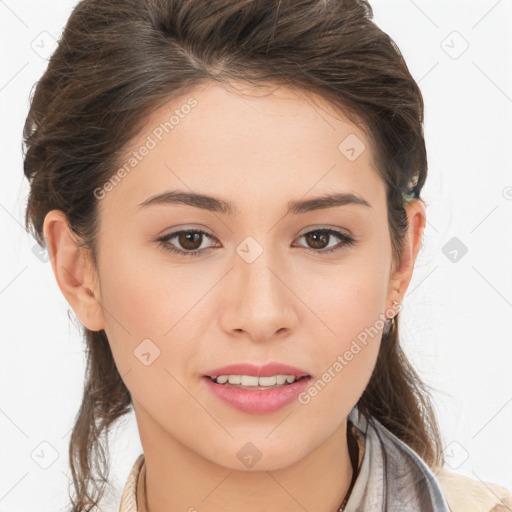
177, 231, 203, 250
304, 230, 331, 250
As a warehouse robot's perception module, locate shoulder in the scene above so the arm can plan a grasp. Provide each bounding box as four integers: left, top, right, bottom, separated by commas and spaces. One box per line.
433, 466, 512, 512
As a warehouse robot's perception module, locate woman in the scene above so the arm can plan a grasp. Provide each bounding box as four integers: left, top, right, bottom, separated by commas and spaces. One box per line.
22, 0, 512, 510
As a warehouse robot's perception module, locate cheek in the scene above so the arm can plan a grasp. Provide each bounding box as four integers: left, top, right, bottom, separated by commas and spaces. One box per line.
95, 240, 207, 379
291, 252, 389, 414
293, 247, 390, 343
296, 280, 384, 425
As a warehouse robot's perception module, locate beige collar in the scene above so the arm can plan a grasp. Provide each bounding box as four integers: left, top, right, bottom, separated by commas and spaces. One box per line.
136, 455, 148, 512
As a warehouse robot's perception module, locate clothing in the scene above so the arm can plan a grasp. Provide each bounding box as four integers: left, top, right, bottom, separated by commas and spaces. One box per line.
118, 406, 512, 511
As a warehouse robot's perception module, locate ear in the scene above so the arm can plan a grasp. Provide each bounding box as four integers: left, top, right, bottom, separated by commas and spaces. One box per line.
387, 199, 426, 308
42, 210, 105, 332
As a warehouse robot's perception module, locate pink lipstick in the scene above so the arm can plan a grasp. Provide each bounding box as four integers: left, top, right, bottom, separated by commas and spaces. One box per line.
203, 362, 311, 414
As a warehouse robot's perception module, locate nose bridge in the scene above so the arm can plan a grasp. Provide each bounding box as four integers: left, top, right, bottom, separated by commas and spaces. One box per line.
238, 239, 282, 306
229, 236, 294, 336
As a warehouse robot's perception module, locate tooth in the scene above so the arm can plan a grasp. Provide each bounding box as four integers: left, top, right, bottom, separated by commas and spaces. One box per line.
276, 375, 287, 385
258, 376, 278, 386
240, 375, 259, 386
215, 374, 300, 386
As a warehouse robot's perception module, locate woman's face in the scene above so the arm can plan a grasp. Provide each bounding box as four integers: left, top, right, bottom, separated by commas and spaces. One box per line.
77, 82, 413, 470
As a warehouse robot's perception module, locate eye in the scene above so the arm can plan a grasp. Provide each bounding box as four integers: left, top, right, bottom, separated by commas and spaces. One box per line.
294, 228, 357, 254
156, 227, 357, 258
157, 229, 219, 257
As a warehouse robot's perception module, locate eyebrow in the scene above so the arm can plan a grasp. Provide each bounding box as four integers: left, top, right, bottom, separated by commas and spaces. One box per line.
137, 190, 372, 215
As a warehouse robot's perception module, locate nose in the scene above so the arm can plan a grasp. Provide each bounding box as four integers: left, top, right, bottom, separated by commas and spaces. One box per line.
220, 247, 297, 343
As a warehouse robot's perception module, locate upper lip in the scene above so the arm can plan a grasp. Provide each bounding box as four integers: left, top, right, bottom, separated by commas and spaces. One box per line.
204, 362, 310, 379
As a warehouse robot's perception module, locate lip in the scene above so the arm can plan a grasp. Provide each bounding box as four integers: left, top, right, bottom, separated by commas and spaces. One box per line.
204, 362, 310, 379
203, 374, 312, 414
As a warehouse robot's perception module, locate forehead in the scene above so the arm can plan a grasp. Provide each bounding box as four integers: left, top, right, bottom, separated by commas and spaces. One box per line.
102, 81, 385, 216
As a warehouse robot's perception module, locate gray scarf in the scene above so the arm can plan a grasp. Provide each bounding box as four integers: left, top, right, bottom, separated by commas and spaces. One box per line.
344, 406, 451, 511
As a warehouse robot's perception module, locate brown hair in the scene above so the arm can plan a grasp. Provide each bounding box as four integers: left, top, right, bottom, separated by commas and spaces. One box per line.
22, 0, 444, 509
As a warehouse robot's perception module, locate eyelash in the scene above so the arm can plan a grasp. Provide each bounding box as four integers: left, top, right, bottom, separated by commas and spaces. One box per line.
156, 228, 357, 257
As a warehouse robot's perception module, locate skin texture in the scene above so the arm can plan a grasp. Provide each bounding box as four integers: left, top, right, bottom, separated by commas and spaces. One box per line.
43, 81, 426, 512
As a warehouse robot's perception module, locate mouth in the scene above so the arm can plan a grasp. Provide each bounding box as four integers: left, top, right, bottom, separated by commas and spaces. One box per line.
202, 372, 312, 414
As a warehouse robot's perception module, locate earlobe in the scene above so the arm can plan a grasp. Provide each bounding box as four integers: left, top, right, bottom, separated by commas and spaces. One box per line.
42, 210, 105, 332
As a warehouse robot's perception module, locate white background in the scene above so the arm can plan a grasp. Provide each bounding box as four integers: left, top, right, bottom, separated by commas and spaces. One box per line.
1, 0, 511, 510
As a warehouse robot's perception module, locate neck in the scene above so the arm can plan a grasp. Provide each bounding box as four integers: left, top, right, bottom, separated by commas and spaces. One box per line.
134, 404, 355, 512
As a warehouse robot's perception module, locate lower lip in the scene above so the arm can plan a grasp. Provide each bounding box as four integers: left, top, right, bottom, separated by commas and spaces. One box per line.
203, 376, 311, 414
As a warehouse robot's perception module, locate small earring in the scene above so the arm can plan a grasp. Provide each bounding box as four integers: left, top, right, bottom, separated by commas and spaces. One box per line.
383, 316, 395, 335
383, 300, 400, 335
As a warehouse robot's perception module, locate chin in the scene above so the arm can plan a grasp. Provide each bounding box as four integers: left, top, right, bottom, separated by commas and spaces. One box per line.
200, 437, 311, 472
